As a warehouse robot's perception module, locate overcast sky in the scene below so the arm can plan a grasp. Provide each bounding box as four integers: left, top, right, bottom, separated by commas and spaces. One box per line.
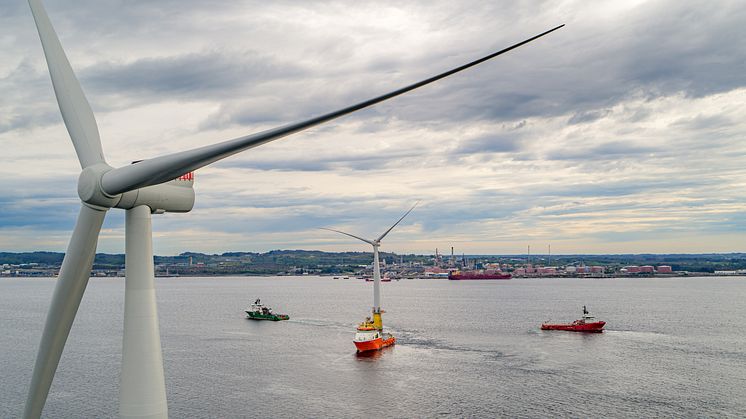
1, 0, 744, 256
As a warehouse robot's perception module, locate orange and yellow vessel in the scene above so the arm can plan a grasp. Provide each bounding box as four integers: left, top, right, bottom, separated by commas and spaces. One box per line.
354, 315, 395, 353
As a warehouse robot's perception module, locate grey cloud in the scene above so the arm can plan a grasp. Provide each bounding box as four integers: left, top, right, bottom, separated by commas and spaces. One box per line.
619, 2, 746, 98
81, 51, 303, 103
0, 110, 60, 134
623, 108, 652, 123
546, 141, 660, 161
14, 0, 746, 128
426, 0, 746, 124
0, 196, 78, 230
706, 213, 746, 233
456, 133, 522, 155
196, 173, 744, 242
538, 177, 718, 199
598, 2, 745, 97
568, 109, 612, 125
5, 0, 746, 254
178, 193, 427, 237
16, 0, 744, 138
0, 1, 25, 17
0, 61, 62, 133
672, 114, 734, 131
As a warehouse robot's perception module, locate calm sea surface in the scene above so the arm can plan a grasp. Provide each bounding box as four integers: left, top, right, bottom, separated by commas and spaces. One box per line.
2, 276, 746, 418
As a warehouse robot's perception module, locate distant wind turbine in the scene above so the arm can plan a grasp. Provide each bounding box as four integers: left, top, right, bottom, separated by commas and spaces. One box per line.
24, 0, 563, 417
321, 202, 418, 350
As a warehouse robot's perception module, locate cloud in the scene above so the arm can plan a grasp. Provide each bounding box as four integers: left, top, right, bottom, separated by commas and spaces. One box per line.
2, 0, 745, 255
545, 141, 660, 161
455, 133, 523, 155
81, 51, 304, 105
568, 109, 611, 125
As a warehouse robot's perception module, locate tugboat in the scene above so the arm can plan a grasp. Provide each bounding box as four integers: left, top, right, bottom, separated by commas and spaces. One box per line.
541, 306, 605, 333
245, 299, 289, 321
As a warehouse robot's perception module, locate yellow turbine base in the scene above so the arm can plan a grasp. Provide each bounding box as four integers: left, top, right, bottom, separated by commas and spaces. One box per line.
372, 312, 383, 330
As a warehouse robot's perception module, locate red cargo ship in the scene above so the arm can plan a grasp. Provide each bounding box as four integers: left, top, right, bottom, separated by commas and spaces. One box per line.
541, 306, 606, 333
448, 269, 511, 280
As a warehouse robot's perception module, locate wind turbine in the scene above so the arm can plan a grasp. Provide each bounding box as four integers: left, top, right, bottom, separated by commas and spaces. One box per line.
322, 203, 418, 352
24, 0, 563, 417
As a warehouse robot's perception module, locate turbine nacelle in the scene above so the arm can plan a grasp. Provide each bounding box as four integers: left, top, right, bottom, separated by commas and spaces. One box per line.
77, 163, 195, 213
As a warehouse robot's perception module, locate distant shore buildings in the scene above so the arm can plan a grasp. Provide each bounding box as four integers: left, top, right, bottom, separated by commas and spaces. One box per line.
476, 263, 683, 278
2, 252, 746, 278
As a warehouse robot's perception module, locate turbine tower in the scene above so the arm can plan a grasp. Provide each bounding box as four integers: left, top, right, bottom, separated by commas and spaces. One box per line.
322, 203, 418, 333
24, 0, 563, 417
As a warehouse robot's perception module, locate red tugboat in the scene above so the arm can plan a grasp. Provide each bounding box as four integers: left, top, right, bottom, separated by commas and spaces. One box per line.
541, 306, 606, 333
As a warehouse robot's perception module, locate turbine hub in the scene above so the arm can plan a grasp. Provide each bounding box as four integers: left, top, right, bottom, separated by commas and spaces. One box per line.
77, 163, 119, 209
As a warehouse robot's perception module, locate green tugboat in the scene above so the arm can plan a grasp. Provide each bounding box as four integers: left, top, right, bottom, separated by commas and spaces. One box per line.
245, 299, 289, 321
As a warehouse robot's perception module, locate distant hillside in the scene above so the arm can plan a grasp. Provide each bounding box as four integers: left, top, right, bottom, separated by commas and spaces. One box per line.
2, 251, 745, 273
0, 252, 65, 265
0, 250, 426, 269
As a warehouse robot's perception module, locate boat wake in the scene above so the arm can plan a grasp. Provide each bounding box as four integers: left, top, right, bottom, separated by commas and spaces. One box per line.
393, 330, 512, 359
287, 318, 352, 331
604, 330, 667, 338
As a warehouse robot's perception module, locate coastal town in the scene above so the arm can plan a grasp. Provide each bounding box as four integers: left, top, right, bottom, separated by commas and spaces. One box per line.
3, 250, 745, 278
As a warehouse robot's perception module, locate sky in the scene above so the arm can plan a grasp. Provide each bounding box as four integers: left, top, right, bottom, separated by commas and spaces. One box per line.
1, 0, 745, 256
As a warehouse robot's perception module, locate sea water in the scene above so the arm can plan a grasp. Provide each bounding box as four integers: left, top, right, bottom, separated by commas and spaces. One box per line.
2, 276, 745, 417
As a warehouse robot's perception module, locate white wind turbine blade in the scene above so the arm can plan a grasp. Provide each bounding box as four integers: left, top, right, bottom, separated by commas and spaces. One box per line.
100, 24, 565, 196
28, 0, 105, 169
375, 201, 419, 243
24, 205, 107, 419
319, 228, 375, 246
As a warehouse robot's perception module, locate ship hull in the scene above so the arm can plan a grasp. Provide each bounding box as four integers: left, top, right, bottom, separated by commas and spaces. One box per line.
246, 311, 289, 321
541, 321, 605, 332
448, 273, 511, 280
354, 335, 396, 352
